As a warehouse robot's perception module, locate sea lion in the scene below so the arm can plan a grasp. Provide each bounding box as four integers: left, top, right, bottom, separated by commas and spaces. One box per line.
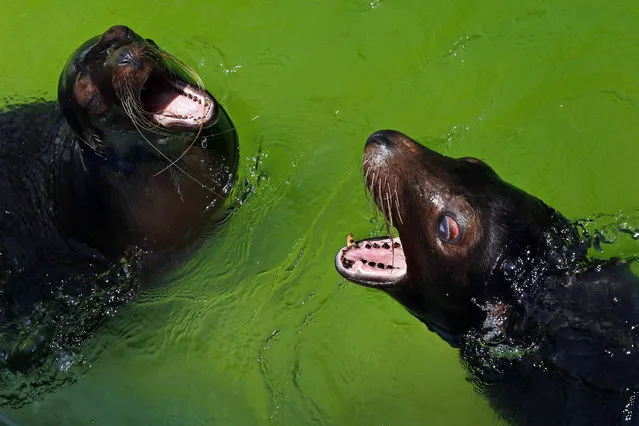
0, 25, 238, 404
335, 130, 639, 426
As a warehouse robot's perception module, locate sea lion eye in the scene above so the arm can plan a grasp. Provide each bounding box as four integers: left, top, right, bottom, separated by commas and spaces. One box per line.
437, 215, 461, 242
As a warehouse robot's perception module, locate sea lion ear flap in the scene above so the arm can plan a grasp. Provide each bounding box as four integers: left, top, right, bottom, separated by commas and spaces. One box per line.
460, 156, 499, 177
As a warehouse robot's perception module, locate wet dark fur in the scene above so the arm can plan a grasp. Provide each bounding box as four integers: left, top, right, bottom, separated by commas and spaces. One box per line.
0, 26, 238, 405
355, 130, 639, 426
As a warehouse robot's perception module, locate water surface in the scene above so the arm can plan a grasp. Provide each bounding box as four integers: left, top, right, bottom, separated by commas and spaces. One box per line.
1, 0, 638, 424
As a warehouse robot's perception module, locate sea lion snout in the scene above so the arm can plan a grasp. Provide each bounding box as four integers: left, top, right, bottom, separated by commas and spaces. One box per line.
109, 44, 151, 90
366, 129, 404, 149
101, 25, 137, 44
114, 46, 144, 70
366, 129, 425, 156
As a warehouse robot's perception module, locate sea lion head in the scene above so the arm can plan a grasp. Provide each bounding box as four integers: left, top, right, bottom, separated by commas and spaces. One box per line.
335, 130, 571, 345
58, 25, 221, 159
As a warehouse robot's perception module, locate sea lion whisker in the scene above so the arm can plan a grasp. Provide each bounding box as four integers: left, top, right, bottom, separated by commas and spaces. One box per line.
385, 182, 394, 228
121, 86, 154, 128
117, 71, 191, 137
202, 125, 238, 139
117, 83, 146, 123
394, 183, 403, 225
154, 123, 240, 177
122, 94, 173, 145
138, 43, 161, 60
370, 172, 378, 205
365, 164, 372, 185
363, 180, 372, 203
385, 216, 395, 267
127, 112, 223, 197
157, 50, 205, 90
377, 173, 383, 212
386, 187, 393, 228
138, 45, 198, 92
119, 85, 174, 137
121, 95, 162, 134
361, 156, 369, 175
152, 123, 204, 176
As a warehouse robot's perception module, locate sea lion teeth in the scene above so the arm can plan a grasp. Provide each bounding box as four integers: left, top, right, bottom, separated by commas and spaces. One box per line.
347, 232, 356, 248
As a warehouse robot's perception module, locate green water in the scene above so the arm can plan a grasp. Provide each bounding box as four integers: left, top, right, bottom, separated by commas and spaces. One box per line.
1, 0, 638, 424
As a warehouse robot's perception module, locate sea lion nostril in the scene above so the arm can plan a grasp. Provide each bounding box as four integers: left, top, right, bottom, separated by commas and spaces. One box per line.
365, 130, 404, 149
366, 132, 390, 148
117, 48, 142, 69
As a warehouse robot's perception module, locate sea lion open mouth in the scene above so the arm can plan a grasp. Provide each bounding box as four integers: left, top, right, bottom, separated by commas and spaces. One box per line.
335, 234, 407, 287
107, 34, 219, 131
335, 131, 418, 289
139, 71, 217, 129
